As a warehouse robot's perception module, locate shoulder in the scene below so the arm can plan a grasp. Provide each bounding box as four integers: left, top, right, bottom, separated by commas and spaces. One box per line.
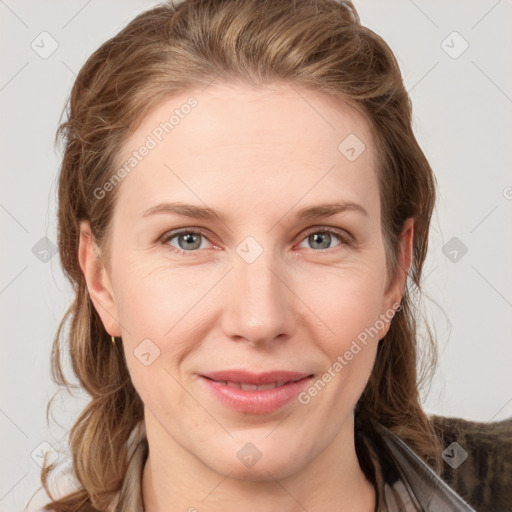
430, 414, 512, 512
430, 413, 512, 442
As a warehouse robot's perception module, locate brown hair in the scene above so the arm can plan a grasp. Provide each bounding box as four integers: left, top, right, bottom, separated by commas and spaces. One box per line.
31, 0, 440, 510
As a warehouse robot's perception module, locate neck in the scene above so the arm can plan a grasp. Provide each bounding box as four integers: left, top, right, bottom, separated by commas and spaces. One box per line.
141, 411, 375, 512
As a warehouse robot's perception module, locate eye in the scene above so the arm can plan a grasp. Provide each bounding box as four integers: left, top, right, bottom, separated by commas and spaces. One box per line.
297, 227, 351, 251
160, 228, 213, 255
160, 226, 352, 257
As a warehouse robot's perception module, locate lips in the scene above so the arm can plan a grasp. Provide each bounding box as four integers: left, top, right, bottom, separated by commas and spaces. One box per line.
199, 370, 314, 414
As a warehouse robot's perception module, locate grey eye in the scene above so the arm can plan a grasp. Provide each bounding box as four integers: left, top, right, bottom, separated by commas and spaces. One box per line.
175, 232, 202, 250
303, 231, 343, 250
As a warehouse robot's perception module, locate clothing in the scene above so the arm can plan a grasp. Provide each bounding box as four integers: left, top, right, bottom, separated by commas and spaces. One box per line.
356, 419, 477, 511
112, 417, 477, 511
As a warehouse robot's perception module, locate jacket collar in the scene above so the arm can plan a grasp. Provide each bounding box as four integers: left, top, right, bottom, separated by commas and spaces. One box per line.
356, 417, 477, 511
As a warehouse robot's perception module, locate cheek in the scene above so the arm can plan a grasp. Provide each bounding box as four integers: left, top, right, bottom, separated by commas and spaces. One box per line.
296, 270, 385, 418
292, 261, 387, 406
295, 260, 388, 348
112, 262, 219, 390
113, 257, 214, 335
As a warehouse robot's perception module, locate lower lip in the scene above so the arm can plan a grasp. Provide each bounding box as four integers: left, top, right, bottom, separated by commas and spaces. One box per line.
199, 375, 313, 414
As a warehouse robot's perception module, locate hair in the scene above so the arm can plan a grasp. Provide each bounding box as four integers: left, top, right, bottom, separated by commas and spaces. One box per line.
31, 0, 441, 510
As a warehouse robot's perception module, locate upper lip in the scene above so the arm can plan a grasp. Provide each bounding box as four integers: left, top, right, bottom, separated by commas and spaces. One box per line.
201, 370, 312, 385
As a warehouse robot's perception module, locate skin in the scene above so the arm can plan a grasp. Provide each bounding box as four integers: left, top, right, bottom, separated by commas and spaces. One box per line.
79, 81, 414, 512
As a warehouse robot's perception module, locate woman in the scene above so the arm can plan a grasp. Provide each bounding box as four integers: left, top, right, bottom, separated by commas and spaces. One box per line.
29, 0, 481, 510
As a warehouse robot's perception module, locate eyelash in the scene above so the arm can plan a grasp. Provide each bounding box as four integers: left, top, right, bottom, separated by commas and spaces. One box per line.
159, 226, 353, 257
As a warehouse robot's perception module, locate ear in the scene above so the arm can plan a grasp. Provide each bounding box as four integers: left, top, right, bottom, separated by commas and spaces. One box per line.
78, 220, 122, 337
378, 217, 415, 337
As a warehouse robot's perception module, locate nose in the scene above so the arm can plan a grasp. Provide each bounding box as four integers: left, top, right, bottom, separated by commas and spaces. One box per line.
220, 247, 297, 346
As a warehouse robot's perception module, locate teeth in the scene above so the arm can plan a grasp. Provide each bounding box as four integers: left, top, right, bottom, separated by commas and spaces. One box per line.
219, 380, 289, 390
240, 383, 260, 391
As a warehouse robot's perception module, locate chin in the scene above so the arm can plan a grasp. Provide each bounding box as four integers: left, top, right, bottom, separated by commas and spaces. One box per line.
201, 442, 308, 482
218, 459, 303, 482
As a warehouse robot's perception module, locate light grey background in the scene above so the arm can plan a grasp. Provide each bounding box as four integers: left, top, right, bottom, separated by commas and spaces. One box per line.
1, 0, 511, 510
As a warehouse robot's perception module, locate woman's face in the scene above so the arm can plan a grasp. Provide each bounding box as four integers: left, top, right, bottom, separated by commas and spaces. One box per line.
80, 81, 412, 480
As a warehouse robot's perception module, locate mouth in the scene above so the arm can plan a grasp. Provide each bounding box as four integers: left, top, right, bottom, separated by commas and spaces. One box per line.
203, 379, 297, 391
198, 370, 314, 414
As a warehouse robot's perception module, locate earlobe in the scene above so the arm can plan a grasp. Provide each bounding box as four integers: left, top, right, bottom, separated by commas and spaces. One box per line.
78, 220, 122, 337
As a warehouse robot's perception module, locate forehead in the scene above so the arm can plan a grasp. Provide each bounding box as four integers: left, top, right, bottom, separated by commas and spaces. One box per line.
112, 81, 379, 223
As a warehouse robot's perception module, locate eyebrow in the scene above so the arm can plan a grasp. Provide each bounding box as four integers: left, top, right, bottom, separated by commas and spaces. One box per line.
140, 201, 368, 222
